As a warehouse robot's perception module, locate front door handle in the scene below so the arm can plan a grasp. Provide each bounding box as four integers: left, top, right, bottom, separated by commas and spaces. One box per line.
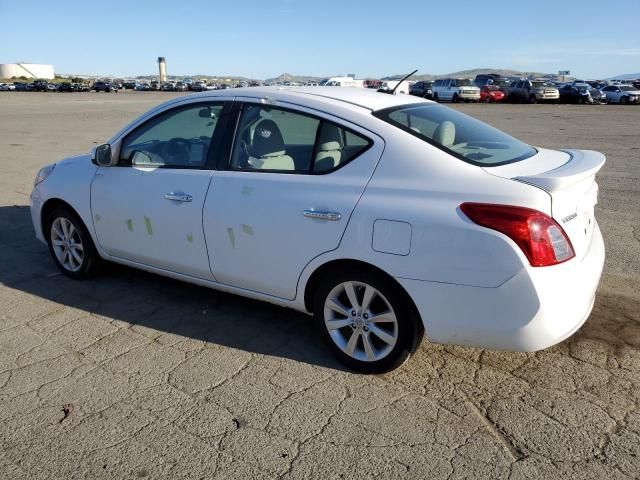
303, 209, 342, 221
164, 192, 192, 202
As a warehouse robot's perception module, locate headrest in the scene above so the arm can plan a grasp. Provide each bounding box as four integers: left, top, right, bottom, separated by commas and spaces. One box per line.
317, 123, 343, 151
433, 121, 455, 147
251, 120, 286, 158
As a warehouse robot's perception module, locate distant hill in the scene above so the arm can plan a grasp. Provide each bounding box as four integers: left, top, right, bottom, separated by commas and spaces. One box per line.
266, 68, 564, 84
606, 73, 640, 80
382, 68, 556, 81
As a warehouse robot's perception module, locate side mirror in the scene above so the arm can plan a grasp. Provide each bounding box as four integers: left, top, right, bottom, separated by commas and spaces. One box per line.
93, 143, 114, 167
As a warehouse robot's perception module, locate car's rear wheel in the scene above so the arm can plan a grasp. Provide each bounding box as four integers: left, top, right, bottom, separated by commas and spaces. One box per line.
529, 95, 537, 104
46, 207, 99, 279
620, 96, 628, 105
313, 269, 423, 373
451, 93, 459, 103
433, 92, 439, 102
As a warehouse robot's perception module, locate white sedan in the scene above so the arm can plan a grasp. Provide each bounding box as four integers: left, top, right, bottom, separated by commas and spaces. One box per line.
30, 87, 605, 373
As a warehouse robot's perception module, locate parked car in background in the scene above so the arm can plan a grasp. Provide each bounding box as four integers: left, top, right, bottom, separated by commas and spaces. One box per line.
161, 81, 176, 91
135, 83, 151, 91
191, 80, 206, 92
432, 78, 480, 102
94, 81, 118, 92
379, 80, 410, 94
45, 83, 57, 92
507, 80, 559, 103
601, 85, 640, 104
363, 79, 382, 89
558, 85, 593, 104
480, 85, 506, 103
57, 83, 73, 92
410, 81, 433, 99
32, 80, 49, 92
175, 82, 188, 91
325, 77, 365, 88
474, 73, 504, 88
0, 82, 16, 91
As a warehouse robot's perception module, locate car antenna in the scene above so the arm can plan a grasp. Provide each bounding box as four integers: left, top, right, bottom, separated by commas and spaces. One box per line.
380, 69, 418, 95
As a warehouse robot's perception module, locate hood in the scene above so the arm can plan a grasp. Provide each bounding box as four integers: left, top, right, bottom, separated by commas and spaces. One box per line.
57, 154, 92, 168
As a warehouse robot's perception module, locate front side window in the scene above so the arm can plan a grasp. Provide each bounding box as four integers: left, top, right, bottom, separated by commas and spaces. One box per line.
120, 103, 224, 168
229, 104, 371, 173
374, 103, 537, 166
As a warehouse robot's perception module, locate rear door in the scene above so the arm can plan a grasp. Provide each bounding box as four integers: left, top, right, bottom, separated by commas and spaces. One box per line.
203, 101, 384, 299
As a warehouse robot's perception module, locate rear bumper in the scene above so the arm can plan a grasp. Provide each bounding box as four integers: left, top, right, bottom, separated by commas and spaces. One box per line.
398, 221, 605, 352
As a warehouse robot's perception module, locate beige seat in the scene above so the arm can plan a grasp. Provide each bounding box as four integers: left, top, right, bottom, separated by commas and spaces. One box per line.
247, 120, 294, 170
433, 120, 456, 147
314, 123, 343, 171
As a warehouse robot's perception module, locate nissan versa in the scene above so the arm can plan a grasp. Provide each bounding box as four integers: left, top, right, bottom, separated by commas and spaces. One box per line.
30, 87, 605, 373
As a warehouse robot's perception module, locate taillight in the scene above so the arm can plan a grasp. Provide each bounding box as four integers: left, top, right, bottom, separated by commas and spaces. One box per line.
460, 203, 575, 267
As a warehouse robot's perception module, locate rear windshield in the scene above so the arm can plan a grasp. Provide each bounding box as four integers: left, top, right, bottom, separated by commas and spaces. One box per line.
374, 103, 537, 166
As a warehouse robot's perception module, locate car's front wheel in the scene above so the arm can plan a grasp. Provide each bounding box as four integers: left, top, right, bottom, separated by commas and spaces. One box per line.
314, 269, 423, 373
46, 207, 99, 279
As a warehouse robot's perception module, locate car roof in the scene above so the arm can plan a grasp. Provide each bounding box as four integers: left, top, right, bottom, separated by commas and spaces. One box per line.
185, 86, 428, 112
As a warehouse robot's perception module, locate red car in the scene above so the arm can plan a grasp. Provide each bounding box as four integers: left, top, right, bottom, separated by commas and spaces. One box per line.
480, 85, 506, 103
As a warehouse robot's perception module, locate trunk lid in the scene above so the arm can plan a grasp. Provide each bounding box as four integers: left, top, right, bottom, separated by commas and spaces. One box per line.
484, 148, 605, 259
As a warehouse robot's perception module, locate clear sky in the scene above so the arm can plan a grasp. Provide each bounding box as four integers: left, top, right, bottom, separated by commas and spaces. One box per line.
2, 0, 638, 79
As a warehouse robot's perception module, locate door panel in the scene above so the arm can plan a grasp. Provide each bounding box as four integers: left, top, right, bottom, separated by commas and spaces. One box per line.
91, 166, 214, 279
203, 103, 384, 299
90, 101, 229, 280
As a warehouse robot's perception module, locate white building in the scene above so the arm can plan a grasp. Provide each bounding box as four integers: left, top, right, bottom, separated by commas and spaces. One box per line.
0, 63, 55, 79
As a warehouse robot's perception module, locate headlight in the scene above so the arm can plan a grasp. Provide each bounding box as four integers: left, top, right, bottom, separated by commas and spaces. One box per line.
34, 163, 55, 186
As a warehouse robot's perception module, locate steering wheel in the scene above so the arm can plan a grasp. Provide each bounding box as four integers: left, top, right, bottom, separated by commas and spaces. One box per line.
160, 137, 190, 165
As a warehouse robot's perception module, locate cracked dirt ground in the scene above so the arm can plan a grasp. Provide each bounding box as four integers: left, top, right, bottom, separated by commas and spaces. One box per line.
1, 93, 639, 479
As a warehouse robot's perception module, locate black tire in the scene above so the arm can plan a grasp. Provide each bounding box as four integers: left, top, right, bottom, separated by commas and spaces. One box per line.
313, 268, 423, 374
620, 96, 628, 105
529, 95, 537, 104
433, 92, 439, 102
45, 206, 100, 279
451, 93, 459, 103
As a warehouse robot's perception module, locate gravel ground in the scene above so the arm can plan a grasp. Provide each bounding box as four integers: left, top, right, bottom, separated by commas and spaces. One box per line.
1, 91, 639, 479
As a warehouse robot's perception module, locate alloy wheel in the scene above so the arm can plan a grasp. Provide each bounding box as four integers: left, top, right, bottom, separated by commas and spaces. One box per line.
50, 217, 84, 272
323, 281, 398, 362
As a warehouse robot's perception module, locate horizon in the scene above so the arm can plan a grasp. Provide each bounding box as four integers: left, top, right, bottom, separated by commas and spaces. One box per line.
2, 0, 639, 80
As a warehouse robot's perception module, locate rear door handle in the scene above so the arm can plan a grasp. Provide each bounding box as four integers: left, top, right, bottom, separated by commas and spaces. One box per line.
164, 192, 192, 202
303, 209, 342, 221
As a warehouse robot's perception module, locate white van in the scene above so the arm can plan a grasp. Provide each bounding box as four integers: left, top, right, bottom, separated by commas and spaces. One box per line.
324, 77, 364, 88
432, 78, 480, 102
379, 80, 410, 94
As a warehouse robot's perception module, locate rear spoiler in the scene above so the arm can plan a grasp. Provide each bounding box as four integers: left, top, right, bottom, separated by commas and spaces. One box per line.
514, 149, 605, 193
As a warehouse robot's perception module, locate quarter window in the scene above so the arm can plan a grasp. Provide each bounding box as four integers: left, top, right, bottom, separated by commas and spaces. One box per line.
120, 103, 224, 168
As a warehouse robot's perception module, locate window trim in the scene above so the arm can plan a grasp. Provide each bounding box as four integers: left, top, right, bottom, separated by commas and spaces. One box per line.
373, 103, 538, 167
222, 101, 374, 175
117, 101, 231, 170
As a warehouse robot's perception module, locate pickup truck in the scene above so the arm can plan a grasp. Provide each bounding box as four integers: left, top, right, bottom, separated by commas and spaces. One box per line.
507, 80, 559, 103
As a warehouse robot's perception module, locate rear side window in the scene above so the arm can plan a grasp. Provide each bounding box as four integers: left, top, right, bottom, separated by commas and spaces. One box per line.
229, 104, 372, 174
374, 103, 537, 166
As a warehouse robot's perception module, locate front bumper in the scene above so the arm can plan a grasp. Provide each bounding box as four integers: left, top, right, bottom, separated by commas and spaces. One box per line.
397, 221, 605, 352
30, 185, 46, 244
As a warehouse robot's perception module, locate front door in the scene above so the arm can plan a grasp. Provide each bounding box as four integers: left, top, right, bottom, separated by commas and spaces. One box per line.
203, 102, 383, 299
91, 101, 227, 280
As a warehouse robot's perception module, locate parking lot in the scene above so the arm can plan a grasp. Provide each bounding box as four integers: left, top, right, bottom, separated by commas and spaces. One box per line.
1, 91, 639, 479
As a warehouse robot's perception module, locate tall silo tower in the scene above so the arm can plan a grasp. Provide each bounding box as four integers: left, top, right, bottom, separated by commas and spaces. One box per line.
158, 57, 167, 82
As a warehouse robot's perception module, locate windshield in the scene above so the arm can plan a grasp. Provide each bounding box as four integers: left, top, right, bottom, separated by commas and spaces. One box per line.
620, 86, 635, 91
374, 103, 537, 166
456, 79, 473, 86
532, 81, 553, 88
